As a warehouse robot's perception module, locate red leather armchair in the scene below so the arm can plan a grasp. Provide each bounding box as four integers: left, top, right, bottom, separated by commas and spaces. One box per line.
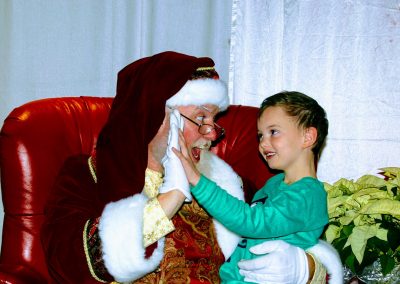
0, 97, 273, 283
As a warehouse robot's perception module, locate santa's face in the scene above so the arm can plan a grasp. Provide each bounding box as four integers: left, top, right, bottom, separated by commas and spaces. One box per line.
177, 104, 220, 163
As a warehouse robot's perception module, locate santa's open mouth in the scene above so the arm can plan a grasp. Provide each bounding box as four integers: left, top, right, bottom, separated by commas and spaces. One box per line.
191, 142, 212, 162
191, 147, 201, 162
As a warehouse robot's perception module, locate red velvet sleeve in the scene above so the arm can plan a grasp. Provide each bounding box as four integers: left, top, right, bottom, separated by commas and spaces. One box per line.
41, 155, 113, 283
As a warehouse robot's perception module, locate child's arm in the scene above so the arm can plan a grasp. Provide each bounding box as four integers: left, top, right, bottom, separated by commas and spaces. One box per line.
173, 130, 327, 239
192, 175, 326, 239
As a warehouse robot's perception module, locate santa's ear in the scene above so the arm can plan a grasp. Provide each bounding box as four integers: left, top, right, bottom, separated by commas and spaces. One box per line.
303, 127, 318, 148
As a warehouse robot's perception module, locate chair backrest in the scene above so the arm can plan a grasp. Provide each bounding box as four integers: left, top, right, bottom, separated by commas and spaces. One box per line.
0, 97, 112, 282
0, 97, 273, 282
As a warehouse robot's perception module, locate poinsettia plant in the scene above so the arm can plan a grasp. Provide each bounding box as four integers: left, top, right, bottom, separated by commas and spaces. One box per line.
323, 167, 400, 276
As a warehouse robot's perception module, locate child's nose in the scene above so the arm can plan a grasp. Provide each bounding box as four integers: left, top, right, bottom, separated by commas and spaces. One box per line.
259, 137, 270, 148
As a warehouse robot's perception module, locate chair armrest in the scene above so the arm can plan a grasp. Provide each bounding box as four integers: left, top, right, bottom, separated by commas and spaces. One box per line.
0, 264, 47, 284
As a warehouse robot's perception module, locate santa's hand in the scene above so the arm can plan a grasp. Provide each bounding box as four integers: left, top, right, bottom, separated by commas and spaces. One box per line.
238, 240, 308, 284
158, 109, 192, 202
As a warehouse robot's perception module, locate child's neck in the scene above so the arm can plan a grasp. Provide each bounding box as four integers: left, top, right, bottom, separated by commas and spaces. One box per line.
283, 159, 316, 185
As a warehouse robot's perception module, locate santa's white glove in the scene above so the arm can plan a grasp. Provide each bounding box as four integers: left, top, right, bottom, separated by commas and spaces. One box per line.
238, 240, 308, 284
158, 109, 192, 202
307, 240, 343, 284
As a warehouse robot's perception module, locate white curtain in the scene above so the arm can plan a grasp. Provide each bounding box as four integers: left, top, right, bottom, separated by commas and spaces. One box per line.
230, 0, 400, 183
0, 0, 232, 125
0, 0, 232, 248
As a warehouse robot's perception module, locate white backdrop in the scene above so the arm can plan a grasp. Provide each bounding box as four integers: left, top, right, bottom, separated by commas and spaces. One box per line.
230, 0, 400, 183
0, 0, 233, 249
0, 0, 232, 125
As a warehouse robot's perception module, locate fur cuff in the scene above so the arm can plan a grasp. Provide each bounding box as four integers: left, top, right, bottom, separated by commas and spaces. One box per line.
99, 194, 164, 283
307, 240, 344, 284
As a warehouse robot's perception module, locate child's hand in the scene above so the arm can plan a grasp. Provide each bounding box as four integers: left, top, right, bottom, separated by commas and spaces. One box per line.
172, 130, 201, 186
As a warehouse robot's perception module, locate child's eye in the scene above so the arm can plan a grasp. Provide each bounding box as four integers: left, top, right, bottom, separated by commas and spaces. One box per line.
270, 129, 278, 136
257, 133, 263, 141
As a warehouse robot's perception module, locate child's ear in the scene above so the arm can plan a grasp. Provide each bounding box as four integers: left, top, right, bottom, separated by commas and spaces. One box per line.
303, 127, 317, 148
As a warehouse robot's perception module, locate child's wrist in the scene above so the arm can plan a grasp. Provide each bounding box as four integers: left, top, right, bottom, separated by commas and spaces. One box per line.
190, 173, 201, 186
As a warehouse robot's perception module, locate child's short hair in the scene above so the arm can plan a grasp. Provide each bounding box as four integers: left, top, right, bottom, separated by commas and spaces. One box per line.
258, 91, 329, 159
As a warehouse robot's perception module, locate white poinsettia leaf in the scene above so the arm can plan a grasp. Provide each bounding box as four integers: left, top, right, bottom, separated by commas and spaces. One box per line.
324, 185, 344, 198
376, 227, 388, 241
357, 175, 387, 188
360, 199, 400, 216
348, 225, 379, 263
345, 198, 361, 210
339, 215, 355, 226
326, 167, 400, 269
327, 196, 348, 214
324, 182, 333, 191
325, 224, 341, 243
352, 188, 390, 201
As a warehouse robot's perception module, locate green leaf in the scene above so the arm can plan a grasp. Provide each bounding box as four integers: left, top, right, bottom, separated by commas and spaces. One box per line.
335, 239, 352, 263
358, 248, 379, 274
391, 186, 398, 196
380, 254, 395, 275
387, 227, 400, 251
345, 253, 356, 274
368, 236, 390, 253
342, 224, 355, 237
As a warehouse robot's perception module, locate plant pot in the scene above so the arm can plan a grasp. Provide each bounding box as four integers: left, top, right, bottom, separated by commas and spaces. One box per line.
343, 260, 400, 284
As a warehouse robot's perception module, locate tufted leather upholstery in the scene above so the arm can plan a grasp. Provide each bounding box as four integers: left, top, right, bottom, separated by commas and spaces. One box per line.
0, 97, 274, 283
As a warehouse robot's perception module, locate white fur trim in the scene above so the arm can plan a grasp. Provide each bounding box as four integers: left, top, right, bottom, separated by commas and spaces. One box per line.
307, 240, 344, 284
99, 194, 165, 283
166, 78, 229, 111
196, 151, 244, 259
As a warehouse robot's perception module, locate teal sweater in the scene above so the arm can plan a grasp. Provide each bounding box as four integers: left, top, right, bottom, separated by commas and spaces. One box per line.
191, 173, 328, 283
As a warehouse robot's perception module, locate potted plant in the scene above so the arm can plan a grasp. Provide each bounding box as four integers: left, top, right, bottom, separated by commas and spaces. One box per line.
323, 167, 400, 283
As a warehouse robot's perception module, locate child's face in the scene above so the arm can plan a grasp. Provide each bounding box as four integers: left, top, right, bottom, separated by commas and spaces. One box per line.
257, 106, 306, 172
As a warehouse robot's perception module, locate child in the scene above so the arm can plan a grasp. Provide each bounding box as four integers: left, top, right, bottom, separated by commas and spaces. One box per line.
173, 91, 329, 283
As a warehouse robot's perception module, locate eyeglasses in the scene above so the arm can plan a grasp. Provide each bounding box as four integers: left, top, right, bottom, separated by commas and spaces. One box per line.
179, 113, 225, 139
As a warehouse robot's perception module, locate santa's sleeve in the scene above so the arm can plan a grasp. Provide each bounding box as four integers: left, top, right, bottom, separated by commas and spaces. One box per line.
86, 168, 174, 283
308, 252, 327, 283
142, 168, 175, 247
95, 194, 165, 283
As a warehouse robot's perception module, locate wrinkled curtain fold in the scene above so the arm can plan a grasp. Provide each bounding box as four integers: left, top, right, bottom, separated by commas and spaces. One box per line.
229, 0, 400, 182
